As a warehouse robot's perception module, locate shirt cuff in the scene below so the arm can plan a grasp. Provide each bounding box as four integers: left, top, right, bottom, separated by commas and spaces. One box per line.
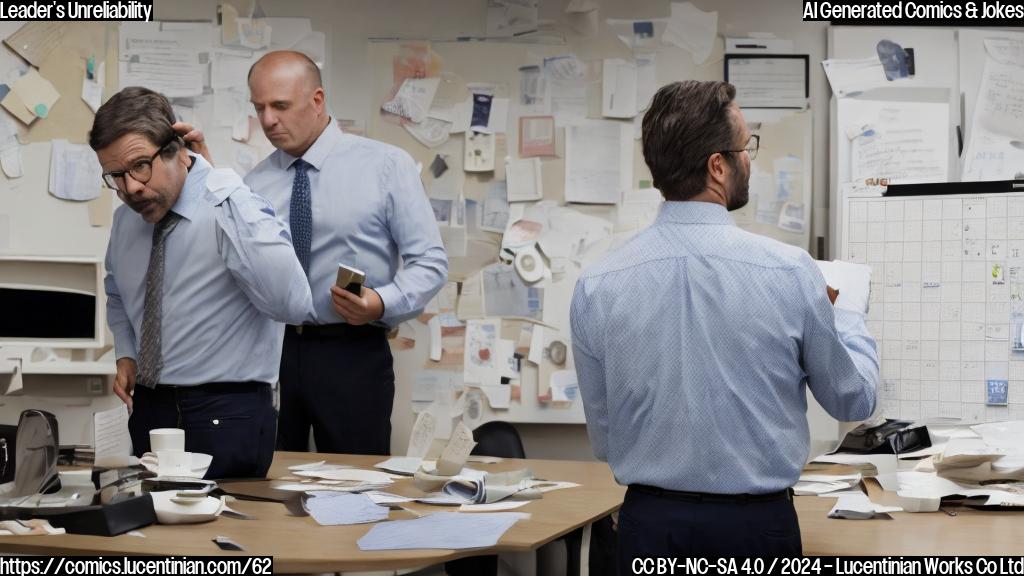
834, 307, 868, 335
375, 283, 403, 327
113, 335, 137, 362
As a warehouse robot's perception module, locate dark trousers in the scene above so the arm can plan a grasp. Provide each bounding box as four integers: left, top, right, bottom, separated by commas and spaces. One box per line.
129, 382, 276, 480
278, 324, 395, 455
618, 486, 801, 572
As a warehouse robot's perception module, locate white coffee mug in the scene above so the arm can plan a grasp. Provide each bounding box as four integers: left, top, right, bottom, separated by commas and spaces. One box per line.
150, 428, 185, 452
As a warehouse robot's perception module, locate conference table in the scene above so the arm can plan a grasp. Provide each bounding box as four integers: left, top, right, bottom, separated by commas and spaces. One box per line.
0, 453, 1021, 571
0, 452, 626, 574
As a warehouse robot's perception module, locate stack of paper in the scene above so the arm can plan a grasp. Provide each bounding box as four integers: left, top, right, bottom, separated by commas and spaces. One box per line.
303, 492, 389, 526
275, 468, 398, 493
357, 512, 528, 550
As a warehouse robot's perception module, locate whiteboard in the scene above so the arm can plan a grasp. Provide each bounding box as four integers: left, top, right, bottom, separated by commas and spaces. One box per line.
841, 191, 1024, 423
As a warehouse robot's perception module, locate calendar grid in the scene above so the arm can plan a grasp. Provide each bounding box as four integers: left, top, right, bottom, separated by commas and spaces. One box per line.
843, 193, 1024, 423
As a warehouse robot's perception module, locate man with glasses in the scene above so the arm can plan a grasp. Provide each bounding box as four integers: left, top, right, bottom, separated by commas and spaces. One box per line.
91, 87, 312, 479
570, 81, 879, 562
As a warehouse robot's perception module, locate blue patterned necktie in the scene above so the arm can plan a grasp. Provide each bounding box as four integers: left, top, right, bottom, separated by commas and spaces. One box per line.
137, 211, 182, 389
290, 159, 312, 275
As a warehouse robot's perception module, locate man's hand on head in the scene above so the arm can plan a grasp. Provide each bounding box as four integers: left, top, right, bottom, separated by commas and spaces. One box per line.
171, 122, 213, 165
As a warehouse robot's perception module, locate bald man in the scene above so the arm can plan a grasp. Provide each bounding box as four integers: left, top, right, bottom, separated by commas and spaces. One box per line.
238, 51, 447, 454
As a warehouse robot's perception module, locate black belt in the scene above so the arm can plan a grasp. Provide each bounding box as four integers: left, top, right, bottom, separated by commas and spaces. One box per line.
629, 484, 793, 503
287, 323, 386, 338
150, 381, 270, 395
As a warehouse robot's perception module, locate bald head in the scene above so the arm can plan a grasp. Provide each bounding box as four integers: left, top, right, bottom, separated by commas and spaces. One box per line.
248, 50, 322, 91
248, 50, 329, 157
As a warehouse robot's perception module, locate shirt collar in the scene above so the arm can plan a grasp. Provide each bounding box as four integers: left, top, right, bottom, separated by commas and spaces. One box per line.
169, 153, 210, 222
655, 200, 735, 226
275, 117, 343, 171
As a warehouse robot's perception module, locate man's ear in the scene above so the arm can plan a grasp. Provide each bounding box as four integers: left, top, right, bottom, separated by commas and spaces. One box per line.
706, 152, 728, 187
313, 87, 326, 114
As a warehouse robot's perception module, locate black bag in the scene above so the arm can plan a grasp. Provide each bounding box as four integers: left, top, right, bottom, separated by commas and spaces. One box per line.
10, 410, 60, 497
836, 418, 931, 455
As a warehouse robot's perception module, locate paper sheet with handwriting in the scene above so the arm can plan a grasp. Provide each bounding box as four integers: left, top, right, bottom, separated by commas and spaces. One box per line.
962, 38, 1024, 182
118, 23, 208, 98
565, 121, 633, 205
841, 99, 949, 185
94, 404, 132, 468
436, 421, 476, 476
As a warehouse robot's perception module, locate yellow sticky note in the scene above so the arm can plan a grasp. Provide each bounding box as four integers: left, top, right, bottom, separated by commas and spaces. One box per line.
11, 69, 60, 121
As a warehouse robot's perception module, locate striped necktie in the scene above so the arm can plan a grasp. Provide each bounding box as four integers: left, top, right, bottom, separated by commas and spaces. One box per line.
137, 211, 182, 389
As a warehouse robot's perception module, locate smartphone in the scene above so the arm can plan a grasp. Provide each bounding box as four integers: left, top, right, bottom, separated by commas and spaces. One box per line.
336, 263, 366, 296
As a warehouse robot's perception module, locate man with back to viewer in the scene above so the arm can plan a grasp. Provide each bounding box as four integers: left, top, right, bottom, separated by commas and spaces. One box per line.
570, 80, 880, 562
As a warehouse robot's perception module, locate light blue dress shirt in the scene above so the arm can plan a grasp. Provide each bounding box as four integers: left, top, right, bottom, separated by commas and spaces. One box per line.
570, 201, 879, 495
105, 154, 312, 386
244, 121, 448, 326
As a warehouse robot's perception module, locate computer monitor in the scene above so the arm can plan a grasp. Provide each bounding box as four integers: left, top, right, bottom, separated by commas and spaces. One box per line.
0, 256, 106, 349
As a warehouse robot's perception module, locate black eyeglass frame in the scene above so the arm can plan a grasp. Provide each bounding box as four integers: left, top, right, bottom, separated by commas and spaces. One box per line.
101, 136, 180, 191
714, 134, 760, 161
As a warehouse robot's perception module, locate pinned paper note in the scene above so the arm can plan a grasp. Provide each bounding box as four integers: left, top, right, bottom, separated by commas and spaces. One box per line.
1, 146, 22, 178
10, 69, 60, 123
81, 61, 104, 114
382, 77, 440, 124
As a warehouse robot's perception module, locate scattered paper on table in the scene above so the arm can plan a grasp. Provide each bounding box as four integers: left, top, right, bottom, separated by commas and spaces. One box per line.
357, 512, 528, 550
304, 492, 389, 526
436, 422, 476, 477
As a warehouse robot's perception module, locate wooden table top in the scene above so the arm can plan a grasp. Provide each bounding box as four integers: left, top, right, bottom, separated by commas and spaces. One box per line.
797, 481, 1024, 556
0, 452, 626, 573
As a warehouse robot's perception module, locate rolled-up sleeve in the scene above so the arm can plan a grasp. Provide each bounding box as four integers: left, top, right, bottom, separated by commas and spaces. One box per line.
798, 257, 879, 422
215, 187, 313, 325
104, 239, 137, 361
374, 151, 448, 326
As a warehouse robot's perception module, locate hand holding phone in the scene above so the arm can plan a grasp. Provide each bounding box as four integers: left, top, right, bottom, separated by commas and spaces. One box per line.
336, 264, 365, 297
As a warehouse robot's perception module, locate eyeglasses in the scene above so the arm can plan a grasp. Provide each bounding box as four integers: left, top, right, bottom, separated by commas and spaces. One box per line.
716, 134, 760, 161
101, 138, 177, 191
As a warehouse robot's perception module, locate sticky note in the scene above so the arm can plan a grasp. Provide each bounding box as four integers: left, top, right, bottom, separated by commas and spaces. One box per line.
10, 69, 60, 121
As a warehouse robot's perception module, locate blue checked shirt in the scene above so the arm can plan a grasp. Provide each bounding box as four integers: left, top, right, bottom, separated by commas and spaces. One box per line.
245, 120, 447, 326
570, 201, 879, 495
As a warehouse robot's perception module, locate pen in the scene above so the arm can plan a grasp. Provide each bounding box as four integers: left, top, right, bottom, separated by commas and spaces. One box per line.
736, 44, 767, 49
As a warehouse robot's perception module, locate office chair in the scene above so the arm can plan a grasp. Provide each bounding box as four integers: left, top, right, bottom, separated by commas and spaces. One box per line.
472, 421, 526, 459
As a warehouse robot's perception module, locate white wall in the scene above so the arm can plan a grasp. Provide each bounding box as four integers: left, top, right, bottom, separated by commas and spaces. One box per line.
1, 0, 837, 459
